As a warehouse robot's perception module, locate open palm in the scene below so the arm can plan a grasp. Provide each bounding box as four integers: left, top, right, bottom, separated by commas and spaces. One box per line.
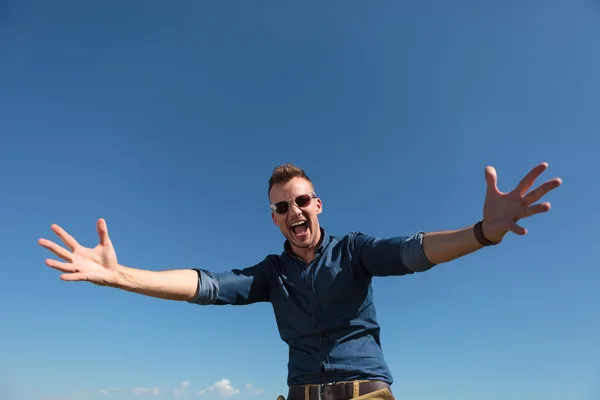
39, 218, 119, 285
481, 162, 562, 243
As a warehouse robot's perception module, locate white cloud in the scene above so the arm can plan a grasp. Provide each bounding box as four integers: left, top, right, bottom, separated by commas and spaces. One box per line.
51, 379, 259, 399
131, 386, 160, 396
206, 379, 240, 398
245, 383, 265, 395
173, 381, 191, 398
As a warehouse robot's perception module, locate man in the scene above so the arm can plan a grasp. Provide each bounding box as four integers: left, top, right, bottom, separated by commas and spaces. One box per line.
39, 162, 561, 400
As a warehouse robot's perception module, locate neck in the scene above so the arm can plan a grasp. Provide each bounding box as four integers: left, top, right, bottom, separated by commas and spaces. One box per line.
291, 246, 317, 265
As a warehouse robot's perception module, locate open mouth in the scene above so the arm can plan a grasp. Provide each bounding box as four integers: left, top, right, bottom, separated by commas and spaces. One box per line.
289, 220, 309, 238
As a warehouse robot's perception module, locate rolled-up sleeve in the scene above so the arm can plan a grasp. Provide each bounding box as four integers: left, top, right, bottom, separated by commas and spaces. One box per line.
351, 231, 436, 277
188, 259, 272, 306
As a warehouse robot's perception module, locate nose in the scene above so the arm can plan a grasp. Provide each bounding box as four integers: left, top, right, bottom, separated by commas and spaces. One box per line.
288, 200, 303, 217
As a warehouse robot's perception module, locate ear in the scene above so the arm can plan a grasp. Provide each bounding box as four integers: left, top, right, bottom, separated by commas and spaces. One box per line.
271, 212, 280, 226
315, 198, 323, 215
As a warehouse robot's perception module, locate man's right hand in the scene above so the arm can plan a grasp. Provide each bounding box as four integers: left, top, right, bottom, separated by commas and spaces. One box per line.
39, 218, 120, 286
39, 218, 200, 301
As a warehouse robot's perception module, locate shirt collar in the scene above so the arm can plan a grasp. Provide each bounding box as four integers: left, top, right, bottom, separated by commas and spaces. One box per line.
283, 227, 329, 258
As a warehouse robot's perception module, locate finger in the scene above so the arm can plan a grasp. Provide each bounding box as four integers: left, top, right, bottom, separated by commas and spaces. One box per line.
60, 272, 87, 281
509, 221, 527, 235
38, 238, 73, 261
523, 178, 562, 206
514, 162, 549, 196
97, 218, 111, 246
50, 224, 80, 251
521, 202, 551, 218
45, 258, 77, 273
485, 166, 500, 195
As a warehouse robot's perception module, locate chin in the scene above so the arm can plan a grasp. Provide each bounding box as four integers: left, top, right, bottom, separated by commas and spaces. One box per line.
292, 234, 315, 248
293, 240, 312, 249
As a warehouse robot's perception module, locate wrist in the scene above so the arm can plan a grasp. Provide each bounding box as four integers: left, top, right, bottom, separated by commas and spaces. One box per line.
111, 264, 131, 289
474, 220, 501, 246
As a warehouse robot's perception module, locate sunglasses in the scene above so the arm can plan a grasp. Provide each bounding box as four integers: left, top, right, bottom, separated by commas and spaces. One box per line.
270, 193, 316, 215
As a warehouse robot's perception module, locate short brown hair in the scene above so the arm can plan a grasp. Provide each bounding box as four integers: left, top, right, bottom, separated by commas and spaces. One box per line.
268, 164, 314, 197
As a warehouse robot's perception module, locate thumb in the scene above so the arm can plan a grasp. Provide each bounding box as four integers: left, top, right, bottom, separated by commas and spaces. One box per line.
61, 272, 86, 281
97, 218, 112, 246
485, 166, 499, 195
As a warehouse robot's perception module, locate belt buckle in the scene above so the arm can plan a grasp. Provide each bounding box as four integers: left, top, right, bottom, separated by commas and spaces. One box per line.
317, 382, 335, 400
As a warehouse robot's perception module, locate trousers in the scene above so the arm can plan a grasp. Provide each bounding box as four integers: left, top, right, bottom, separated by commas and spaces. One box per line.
282, 380, 396, 400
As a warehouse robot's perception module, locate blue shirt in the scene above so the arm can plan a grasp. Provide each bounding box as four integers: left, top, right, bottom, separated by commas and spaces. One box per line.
188, 228, 436, 386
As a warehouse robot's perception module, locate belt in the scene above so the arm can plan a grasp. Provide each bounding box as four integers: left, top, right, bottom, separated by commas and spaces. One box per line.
287, 380, 391, 400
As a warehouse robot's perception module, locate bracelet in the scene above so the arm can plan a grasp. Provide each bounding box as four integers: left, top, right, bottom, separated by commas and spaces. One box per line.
474, 220, 500, 246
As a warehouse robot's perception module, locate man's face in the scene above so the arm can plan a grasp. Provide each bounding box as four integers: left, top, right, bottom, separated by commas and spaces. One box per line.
269, 177, 322, 250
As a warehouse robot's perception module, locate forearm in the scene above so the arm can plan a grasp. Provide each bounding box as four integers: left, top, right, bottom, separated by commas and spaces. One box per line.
422, 225, 484, 265
111, 265, 199, 301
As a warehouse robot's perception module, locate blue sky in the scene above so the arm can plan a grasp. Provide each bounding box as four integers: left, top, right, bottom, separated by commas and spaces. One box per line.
1, 1, 599, 399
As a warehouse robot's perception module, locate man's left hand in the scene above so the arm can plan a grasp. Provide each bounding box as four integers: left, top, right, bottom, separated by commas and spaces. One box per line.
481, 162, 562, 243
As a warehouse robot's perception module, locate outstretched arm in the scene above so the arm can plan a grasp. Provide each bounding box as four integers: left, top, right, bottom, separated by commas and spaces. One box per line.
112, 266, 199, 301
39, 219, 199, 301
422, 225, 483, 265
422, 162, 562, 265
